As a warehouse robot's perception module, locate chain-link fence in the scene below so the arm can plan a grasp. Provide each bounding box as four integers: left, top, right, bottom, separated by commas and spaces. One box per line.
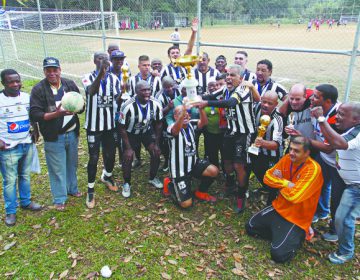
0, 0, 359, 100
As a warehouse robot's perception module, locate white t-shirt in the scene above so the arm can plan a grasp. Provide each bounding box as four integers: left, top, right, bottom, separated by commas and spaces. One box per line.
0, 91, 32, 149
337, 127, 360, 184
170, 31, 180, 41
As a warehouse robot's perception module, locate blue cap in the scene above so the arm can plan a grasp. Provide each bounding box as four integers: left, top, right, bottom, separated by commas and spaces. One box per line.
111, 50, 126, 58
43, 57, 60, 68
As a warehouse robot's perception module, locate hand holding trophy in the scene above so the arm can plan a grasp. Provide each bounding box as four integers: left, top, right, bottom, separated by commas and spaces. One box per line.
248, 115, 271, 155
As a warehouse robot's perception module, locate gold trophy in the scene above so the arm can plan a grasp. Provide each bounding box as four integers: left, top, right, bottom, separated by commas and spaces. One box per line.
248, 115, 271, 155
174, 55, 202, 108
121, 65, 130, 94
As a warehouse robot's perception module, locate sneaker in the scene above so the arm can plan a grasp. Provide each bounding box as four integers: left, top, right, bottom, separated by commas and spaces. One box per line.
322, 231, 339, 242
86, 193, 95, 209
195, 191, 217, 202
101, 174, 119, 192
234, 196, 246, 213
312, 213, 329, 223
5, 214, 16, 227
122, 183, 131, 198
328, 251, 354, 264
163, 177, 171, 197
148, 177, 163, 189
132, 158, 141, 169
21, 201, 43, 211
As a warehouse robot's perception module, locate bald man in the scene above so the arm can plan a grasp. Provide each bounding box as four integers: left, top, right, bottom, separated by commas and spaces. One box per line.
280, 84, 316, 154
311, 102, 360, 264
250, 90, 284, 205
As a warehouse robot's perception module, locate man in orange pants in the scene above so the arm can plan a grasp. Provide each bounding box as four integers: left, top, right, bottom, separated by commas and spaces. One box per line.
246, 136, 323, 263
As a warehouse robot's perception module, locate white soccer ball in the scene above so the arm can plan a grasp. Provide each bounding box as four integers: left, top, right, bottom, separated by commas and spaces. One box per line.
61, 91, 85, 113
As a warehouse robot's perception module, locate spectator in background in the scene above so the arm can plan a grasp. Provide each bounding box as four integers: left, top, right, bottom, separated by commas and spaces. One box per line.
170, 27, 180, 47
30, 57, 83, 211
0, 69, 42, 226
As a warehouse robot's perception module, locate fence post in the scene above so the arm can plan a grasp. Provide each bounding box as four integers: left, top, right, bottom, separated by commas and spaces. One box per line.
344, 12, 360, 102
100, 0, 106, 51
36, 0, 47, 58
196, 0, 202, 55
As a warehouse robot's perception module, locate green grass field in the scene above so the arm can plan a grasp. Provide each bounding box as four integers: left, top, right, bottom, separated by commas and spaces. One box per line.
0, 81, 359, 279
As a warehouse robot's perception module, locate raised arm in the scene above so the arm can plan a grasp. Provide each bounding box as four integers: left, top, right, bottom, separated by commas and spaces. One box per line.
184, 18, 198, 56
88, 59, 109, 96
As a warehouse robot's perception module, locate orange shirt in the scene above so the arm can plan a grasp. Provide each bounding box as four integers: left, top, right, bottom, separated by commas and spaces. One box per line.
263, 154, 323, 231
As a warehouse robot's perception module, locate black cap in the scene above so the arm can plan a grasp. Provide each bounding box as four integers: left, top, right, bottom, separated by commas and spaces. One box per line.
215, 55, 227, 62
43, 57, 60, 68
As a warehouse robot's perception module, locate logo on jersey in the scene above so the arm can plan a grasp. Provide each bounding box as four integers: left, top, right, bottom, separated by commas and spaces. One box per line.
7, 120, 30, 133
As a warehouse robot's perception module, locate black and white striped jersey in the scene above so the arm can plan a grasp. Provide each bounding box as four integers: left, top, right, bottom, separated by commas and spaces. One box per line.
243, 69, 257, 82
192, 67, 219, 94
254, 103, 283, 158
160, 64, 187, 84
223, 86, 256, 134
129, 73, 162, 97
155, 89, 180, 109
119, 96, 163, 134
82, 71, 120, 132
256, 78, 288, 100
167, 121, 198, 179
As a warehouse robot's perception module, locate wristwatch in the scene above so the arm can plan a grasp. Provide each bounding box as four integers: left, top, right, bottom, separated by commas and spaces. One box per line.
317, 116, 326, 123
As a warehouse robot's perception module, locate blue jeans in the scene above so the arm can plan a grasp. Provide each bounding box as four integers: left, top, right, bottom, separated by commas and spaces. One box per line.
314, 155, 331, 217
44, 131, 79, 204
0, 143, 33, 214
335, 184, 360, 255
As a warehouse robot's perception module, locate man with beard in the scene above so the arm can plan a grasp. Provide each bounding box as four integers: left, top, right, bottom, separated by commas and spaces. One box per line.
255, 59, 287, 101
151, 58, 163, 77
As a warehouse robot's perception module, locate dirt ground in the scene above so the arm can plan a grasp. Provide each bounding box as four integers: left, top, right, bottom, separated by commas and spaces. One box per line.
2, 24, 359, 100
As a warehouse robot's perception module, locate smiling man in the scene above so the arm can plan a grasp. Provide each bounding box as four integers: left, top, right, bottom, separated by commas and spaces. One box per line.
30, 57, 83, 211
250, 90, 283, 205
0, 69, 42, 226
255, 59, 287, 101
246, 136, 323, 263
311, 102, 360, 264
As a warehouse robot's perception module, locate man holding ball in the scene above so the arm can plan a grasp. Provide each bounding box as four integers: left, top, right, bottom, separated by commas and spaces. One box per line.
30, 57, 83, 211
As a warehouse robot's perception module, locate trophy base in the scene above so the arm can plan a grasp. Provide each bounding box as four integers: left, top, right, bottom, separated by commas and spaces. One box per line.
247, 146, 259, 156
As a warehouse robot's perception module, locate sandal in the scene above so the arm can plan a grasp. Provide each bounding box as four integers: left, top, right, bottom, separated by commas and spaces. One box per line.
54, 203, 66, 211
69, 192, 83, 197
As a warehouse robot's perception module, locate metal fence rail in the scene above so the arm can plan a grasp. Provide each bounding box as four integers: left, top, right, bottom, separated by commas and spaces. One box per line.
0, 0, 359, 101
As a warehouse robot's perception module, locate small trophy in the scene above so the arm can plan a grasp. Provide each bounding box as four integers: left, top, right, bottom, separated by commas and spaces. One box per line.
283, 112, 295, 155
121, 65, 130, 94
174, 55, 202, 108
248, 115, 271, 156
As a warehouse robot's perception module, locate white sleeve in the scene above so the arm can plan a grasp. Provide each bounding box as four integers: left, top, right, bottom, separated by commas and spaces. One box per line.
347, 134, 360, 150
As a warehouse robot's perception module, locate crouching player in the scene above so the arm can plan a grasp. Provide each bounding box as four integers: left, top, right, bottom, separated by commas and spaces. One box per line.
167, 105, 219, 208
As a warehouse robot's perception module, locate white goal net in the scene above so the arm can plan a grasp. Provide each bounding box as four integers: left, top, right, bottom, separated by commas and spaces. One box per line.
0, 10, 118, 32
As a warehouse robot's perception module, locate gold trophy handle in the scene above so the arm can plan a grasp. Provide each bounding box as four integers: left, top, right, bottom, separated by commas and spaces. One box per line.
248, 115, 271, 156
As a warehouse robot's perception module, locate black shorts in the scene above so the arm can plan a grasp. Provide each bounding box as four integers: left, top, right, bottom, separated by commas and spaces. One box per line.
222, 133, 255, 164
123, 130, 156, 152
171, 159, 211, 203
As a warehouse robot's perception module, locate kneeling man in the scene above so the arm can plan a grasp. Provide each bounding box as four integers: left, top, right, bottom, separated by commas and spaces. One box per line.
246, 136, 323, 263
167, 105, 218, 208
